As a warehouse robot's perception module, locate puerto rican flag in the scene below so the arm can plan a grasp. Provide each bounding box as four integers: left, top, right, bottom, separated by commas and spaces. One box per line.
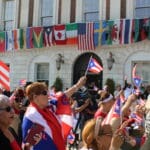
102, 98, 122, 125
87, 58, 103, 73
55, 92, 73, 140
132, 64, 142, 88
22, 106, 61, 150
19, 79, 26, 86
67, 130, 75, 144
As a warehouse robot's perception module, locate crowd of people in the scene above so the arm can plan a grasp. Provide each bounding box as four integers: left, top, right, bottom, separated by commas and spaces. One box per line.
76, 80, 150, 150
0, 76, 150, 150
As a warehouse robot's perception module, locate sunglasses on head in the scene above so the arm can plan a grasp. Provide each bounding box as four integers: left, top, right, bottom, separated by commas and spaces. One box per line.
0, 106, 13, 112
40, 90, 48, 96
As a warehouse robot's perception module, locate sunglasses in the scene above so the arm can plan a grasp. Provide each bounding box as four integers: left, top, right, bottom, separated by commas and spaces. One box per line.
40, 90, 48, 96
0, 106, 13, 112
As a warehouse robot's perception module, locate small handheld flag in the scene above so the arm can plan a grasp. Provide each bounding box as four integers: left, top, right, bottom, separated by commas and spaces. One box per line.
132, 64, 142, 88
102, 97, 122, 126
19, 79, 27, 86
85, 56, 103, 75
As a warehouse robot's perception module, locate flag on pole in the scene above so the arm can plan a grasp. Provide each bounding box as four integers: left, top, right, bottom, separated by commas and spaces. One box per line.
0, 61, 10, 91
132, 64, 142, 88
87, 57, 103, 74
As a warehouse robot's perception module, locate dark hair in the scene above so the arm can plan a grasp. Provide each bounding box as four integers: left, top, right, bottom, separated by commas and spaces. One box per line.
13, 88, 25, 102
72, 88, 90, 106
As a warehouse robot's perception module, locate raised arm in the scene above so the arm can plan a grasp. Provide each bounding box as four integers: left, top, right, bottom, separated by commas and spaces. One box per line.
64, 76, 87, 98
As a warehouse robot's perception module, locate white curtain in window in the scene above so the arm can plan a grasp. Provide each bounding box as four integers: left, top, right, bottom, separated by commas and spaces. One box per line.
41, 0, 53, 26
4, 0, 15, 30
83, 0, 99, 22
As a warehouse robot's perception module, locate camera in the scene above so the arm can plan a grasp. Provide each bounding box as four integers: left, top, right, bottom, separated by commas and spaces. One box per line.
72, 87, 89, 106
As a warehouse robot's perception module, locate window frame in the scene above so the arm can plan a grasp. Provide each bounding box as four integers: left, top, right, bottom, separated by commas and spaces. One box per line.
35, 63, 49, 86
40, 0, 54, 26
82, 0, 99, 22
134, 0, 150, 18
0, 0, 18, 31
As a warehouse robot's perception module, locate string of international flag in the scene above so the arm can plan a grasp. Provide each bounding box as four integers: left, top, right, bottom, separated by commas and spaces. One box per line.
0, 18, 150, 52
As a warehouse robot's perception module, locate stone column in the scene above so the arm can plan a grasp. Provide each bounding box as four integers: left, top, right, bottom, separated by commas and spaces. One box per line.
126, 0, 134, 19
75, 0, 83, 22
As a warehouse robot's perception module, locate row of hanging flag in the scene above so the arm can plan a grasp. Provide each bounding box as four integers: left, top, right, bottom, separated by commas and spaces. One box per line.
0, 18, 150, 52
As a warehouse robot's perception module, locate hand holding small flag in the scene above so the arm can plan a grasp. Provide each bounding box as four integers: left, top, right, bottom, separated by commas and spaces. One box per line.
132, 64, 142, 88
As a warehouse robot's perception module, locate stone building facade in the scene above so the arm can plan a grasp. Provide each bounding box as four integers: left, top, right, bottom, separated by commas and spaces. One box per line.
0, 0, 150, 90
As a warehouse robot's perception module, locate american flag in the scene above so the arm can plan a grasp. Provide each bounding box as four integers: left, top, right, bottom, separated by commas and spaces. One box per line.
0, 61, 10, 91
77, 23, 95, 50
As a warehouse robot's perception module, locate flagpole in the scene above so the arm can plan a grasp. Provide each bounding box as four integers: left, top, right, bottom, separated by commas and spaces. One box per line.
85, 55, 93, 76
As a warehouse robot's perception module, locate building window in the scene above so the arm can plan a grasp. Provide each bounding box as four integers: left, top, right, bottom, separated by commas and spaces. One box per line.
83, 0, 99, 22
120, 0, 126, 19
70, 0, 76, 23
135, 0, 150, 18
2, 0, 15, 31
36, 63, 49, 86
41, 0, 54, 26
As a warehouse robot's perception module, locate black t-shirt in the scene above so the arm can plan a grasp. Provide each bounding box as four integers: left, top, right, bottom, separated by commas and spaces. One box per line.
0, 130, 12, 150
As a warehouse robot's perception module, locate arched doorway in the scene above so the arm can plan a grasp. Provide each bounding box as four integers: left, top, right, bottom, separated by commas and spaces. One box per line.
73, 52, 103, 89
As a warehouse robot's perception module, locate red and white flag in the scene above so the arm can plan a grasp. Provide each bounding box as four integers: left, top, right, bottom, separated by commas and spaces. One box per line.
19, 79, 26, 86
0, 61, 10, 91
102, 98, 122, 125
54, 25, 66, 45
55, 92, 73, 140
87, 57, 103, 74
